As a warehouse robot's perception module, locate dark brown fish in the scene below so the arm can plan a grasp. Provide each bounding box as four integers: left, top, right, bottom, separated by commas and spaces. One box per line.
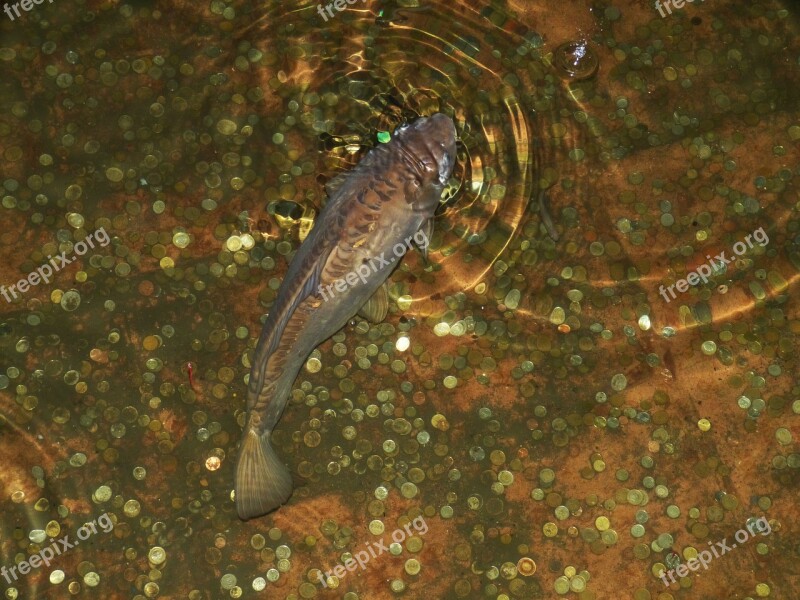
235, 113, 457, 519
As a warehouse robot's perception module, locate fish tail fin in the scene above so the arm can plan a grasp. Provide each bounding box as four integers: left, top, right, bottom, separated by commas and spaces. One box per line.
235, 430, 293, 519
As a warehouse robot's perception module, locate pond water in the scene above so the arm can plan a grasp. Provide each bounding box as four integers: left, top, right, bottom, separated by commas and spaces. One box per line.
1, 0, 798, 598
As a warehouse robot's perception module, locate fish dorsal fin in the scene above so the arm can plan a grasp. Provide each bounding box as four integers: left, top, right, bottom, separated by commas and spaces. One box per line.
324, 173, 350, 197
358, 282, 389, 323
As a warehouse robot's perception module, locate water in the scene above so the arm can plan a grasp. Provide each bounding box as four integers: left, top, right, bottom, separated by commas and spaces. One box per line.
1, 0, 798, 598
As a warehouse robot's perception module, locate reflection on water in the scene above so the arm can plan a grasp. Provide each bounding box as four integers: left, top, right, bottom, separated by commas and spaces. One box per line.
1, 0, 798, 598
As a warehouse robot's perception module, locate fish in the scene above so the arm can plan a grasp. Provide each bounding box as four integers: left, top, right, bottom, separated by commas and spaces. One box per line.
235, 113, 458, 519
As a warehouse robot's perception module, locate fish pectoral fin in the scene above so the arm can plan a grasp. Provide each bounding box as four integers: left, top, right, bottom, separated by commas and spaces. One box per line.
235, 430, 293, 520
415, 218, 435, 263
357, 282, 389, 323
324, 172, 350, 197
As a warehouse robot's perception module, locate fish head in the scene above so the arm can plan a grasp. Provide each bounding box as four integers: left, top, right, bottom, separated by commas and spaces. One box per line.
395, 113, 458, 195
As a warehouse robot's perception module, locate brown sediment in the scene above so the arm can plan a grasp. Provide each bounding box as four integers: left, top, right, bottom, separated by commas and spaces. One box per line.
1, 0, 798, 598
